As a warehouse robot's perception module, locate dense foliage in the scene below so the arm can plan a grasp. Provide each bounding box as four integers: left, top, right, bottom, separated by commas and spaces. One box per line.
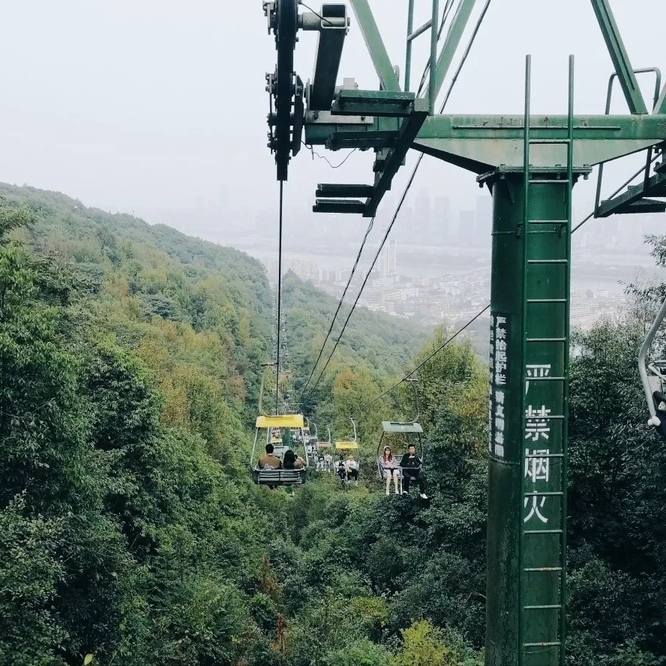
1, 184, 664, 666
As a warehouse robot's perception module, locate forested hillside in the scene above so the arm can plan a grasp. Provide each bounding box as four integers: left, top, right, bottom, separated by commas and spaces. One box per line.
1, 184, 665, 666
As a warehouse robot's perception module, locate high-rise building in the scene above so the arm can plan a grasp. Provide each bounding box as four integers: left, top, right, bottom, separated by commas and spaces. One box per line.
475, 195, 493, 246
433, 196, 451, 244
378, 238, 398, 277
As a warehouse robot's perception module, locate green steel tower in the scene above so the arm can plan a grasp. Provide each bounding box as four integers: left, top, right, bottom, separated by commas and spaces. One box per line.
262, 1, 666, 663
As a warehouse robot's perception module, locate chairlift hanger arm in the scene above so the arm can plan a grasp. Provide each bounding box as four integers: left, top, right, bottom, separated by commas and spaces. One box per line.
639, 298, 666, 426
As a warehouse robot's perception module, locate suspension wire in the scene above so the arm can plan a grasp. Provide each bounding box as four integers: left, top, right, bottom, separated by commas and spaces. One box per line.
307, 0, 493, 392
358, 305, 491, 413
309, 157, 424, 392
275, 180, 284, 415
302, 217, 375, 390
353, 162, 651, 414
301, 0, 462, 392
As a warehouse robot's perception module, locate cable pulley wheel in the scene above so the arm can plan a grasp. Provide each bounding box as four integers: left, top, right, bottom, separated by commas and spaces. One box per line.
269, 0, 300, 181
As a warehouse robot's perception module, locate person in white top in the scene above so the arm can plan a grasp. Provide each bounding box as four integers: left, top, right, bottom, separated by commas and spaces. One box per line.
380, 446, 400, 495
345, 455, 359, 484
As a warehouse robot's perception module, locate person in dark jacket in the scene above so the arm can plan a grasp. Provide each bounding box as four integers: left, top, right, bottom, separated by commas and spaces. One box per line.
400, 444, 427, 499
283, 449, 297, 469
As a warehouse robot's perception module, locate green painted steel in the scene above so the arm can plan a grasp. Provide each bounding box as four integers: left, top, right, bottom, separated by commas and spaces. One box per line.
404, 0, 415, 91
263, 3, 665, 663
484, 57, 584, 666
428, 0, 478, 102
595, 168, 666, 216
589, 0, 648, 114
429, 0, 439, 114
656, 84, 666, 114
484, 169, 579, 666
305, 112, 666, 173
413, 113, 666, 170
348, 0, 400, 91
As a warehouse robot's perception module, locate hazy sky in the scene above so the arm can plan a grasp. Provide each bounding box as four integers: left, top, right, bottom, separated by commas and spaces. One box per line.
1, 0, 664, 241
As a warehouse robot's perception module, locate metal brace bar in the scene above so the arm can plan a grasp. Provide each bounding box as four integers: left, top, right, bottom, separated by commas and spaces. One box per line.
655, 82, 666, 115
595, 169, 666, 217
589, 0, 648, 114
365, 104, 429, 215
407, 18, 432, 42
404, 0, 415, 91
429, 0, 439, 114
348, 0, 401, 91
426, 0, 478, 104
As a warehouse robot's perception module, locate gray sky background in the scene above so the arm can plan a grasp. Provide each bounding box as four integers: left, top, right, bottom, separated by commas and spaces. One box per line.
1, 0, 664, 243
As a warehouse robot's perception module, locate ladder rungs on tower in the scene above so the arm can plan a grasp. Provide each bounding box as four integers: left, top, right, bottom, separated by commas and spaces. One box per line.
518, 55, 574, 666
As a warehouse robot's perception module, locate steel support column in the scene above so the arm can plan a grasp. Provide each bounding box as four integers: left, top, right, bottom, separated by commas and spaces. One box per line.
483, 169, 583, 666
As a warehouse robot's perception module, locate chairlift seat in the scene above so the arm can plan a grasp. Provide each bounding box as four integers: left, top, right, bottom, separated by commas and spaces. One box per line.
648, 361, 666, 393
253, 467, 305, 486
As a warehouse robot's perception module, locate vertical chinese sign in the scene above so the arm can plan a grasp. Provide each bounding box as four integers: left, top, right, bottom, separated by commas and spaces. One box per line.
488, 315, 508, 460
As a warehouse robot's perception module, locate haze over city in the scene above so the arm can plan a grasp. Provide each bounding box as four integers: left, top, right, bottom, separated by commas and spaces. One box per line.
1, 0, 664, 330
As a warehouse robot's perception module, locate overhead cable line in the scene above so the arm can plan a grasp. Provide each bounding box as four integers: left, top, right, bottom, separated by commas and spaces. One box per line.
301, 5, 461, 391
358, 305, 491, 413
300, 2, 335, 26
307, 0, 493, 392
309, 157, 424, 391
302, 217, 375, 390
301, 2, 474, 391
353, 157, 657, 412
275, 181, 285, 414
302, 142, 358, 169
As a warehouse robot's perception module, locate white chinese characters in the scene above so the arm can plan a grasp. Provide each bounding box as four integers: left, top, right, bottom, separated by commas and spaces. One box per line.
525, 363, 551, 393
489, 315, 508, 459
524, 496, 548, 524
525, 405, 551, 442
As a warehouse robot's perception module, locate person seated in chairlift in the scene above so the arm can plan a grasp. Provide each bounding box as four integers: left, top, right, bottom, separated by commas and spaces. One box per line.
336, 458, 347, 481
380, 446, 400, 496
345, 454, 359, 485
293, 452, 306, 469
259, 443, 281, 469
282, 449, 299, 470
400, 444, 428, 499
